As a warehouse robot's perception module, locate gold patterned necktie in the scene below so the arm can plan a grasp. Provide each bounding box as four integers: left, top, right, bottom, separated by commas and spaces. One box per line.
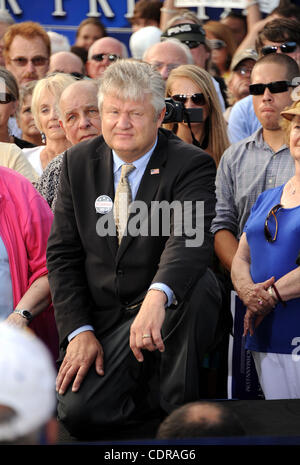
114, 163, 136, 244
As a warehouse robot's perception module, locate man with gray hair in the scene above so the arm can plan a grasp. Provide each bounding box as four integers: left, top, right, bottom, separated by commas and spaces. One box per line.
143, 38, 193, 80
47, 59, 221, 439
37, 78, 101, 211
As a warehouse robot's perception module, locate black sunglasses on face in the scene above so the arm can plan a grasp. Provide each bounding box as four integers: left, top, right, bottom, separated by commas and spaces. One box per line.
91, 53, 120, 62
261, 41, 297, 56
172, 93, 206, 106
249, 80, 295, 95
182, 40, 203, 49
264, 203, 282, 242
10, 56, 48, 67
0, 93, 16, 104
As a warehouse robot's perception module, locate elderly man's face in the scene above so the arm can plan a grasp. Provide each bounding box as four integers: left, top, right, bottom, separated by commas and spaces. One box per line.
5, 35, 49, 86
59, 84, 101, 145
144, 42, 190, 80
86, 39, 123, 78
101, 92, 165, 162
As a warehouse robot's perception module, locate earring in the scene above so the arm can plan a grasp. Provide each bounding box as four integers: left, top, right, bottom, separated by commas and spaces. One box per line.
41, 132, 46, 144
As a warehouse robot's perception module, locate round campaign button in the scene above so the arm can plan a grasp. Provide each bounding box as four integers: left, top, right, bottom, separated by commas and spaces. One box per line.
95, 195, 113, 214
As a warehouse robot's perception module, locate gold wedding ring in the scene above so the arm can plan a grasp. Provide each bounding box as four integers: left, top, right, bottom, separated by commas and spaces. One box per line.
142, 334, 151, 339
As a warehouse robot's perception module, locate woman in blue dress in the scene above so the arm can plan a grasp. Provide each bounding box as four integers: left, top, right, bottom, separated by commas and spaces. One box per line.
231, 99, 300, 399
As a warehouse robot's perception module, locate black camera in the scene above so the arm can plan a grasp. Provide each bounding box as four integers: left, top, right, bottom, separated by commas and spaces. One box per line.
163, 98, 203, 124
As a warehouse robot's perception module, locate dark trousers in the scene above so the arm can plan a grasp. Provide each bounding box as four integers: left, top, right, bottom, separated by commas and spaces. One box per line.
57, 269, 222, 438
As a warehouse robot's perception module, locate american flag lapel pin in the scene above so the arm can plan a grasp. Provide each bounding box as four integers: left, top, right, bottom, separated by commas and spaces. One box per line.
150, 168, 160, 175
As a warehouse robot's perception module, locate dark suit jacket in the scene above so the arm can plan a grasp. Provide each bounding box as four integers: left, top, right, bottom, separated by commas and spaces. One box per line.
47, 129, 216, 351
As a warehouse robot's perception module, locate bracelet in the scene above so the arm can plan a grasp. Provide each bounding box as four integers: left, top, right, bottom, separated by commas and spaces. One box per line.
160, 8, 178, 14
267, 286, 277, 300
271, 283, 287, 307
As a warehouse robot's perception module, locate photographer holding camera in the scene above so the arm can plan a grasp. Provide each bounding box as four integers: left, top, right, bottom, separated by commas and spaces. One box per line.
164, 64, 229, 167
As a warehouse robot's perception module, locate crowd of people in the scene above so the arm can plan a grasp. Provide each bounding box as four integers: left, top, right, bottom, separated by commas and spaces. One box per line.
1, 0, 300, 445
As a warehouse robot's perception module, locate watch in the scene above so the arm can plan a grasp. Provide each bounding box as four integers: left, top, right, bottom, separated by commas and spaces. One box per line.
14, 309, 33, 321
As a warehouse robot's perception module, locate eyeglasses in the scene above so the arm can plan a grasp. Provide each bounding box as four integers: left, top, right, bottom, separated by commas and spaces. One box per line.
235, 66, 253, 76
261, 41, 297, 56
0, 93, 16, 104
91, 53, 120, 62
249, 80, 296, 95
172, 93, 206, 106
182, 40, 203, 49
264, 203, 282, 242
207, 39, 226, 50
151, 62, 179, 74
10, 56, 48, 67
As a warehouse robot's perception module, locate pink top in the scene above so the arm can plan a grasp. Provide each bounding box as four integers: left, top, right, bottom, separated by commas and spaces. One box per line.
0, 167, 58, 361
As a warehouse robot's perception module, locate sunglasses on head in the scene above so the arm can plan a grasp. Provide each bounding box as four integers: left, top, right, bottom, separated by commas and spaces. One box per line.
91, 53, 120, 62
10, 56, 48, 67
249, 80, 295, 95
264, 203, 282, 242
207, 39, 226, 50
261, 41, 297, 56
0, 93, 16, 104
182, 40, 203, 49
171, 93, 206, 106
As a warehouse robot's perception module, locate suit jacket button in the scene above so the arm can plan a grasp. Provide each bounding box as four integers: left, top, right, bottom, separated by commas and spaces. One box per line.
117, 269, 124, 275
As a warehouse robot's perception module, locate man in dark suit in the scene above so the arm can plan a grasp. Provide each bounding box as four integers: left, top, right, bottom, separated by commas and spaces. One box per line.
47, 59, 222, 439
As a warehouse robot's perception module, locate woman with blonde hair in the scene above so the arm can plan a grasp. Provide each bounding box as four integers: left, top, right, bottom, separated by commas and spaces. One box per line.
165, 64, 229, 166
23, 72, 76, 176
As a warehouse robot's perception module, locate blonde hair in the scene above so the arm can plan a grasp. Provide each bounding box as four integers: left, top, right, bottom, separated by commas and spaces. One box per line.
165, 64, 229, 166
31, 73, 76, 132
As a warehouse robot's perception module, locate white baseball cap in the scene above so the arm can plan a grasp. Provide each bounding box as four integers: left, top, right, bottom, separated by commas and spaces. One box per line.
0, 323, 56, 442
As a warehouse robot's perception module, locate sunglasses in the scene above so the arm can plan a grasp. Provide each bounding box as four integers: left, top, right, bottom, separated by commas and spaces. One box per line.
249, 80, 295, 95
0, 93, 16, 104
261, 41, 297, 56
172, 93, 206, 106
91, 53, 120, 62
182, 40, 204, 49
207, 39, 226, 50
264, 203, 282, 242
10, 56, 48, 67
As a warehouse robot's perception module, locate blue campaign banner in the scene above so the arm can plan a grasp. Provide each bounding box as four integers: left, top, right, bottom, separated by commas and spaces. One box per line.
2, 0, 136, 47
2, 0, 224, 50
